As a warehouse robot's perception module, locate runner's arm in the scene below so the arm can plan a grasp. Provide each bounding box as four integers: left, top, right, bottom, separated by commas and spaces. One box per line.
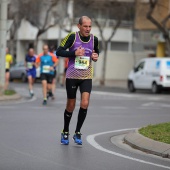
52, 55, 59, 67
94, 36, 99, 55
56, 33, 76, 58
35, 56, 41, 68
92, 36, 99, 62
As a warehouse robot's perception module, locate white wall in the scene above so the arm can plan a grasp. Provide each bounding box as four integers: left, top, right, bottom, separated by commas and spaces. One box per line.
94, 51, 147, 80
16, 41, 26, 62
17, 19, 38, 40
17, 19, 133, 43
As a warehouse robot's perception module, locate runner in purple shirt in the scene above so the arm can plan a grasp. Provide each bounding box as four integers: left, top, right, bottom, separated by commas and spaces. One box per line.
56, 16, 99, 145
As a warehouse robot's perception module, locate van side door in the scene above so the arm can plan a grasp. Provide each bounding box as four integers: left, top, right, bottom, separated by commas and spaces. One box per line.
133, 61, 146, 88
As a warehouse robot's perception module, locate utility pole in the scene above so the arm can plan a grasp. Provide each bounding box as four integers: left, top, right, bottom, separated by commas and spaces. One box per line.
0, 0, 8, 93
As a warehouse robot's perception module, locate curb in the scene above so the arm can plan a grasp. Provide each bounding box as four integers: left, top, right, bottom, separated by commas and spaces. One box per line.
124, 129, 170, 159
0, 93, 22, 102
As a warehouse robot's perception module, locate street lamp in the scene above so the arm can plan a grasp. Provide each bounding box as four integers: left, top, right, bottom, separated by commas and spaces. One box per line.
0, 0, 8, 94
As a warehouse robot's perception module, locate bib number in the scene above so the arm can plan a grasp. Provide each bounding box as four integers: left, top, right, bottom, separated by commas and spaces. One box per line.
27, 62, 33, 69
75, 56, 90, 70
42, 65, 50, 73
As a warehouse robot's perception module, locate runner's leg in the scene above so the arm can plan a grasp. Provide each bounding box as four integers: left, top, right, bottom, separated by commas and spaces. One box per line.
75, 92, 90, 133
42, 80, 47, 99
61, 79, 78, 145
63, 99, 76, 132
73, 80, 91, 145
5, 71, 10, 90
28, 76, 33, 95
63, 79, 78, 132
47, 74, 53, 98
75, 79, 92, 133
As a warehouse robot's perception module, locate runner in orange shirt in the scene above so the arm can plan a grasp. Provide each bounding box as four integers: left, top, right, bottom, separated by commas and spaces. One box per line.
36, 45, 58, 105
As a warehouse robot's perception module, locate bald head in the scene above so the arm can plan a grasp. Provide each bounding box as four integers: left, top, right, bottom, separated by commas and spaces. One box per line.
78, 16, 91, 25
78, 16, 92, 37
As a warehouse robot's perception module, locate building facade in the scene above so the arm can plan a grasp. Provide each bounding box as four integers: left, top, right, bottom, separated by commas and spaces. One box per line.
8, 0, 157, 82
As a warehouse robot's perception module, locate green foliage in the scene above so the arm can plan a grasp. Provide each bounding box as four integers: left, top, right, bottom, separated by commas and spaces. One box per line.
139, 122, 170, 144
4, 89, 16, 96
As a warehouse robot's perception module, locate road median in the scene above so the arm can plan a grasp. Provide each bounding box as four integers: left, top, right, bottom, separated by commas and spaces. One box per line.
124, 129, 170, 159
0, 90, 21, 101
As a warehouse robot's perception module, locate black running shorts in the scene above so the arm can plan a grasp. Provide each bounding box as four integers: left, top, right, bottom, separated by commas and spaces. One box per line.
40, 73, 53, 84
5, 69, 10, 72
53, 70, 57, 79
66, 79, 92, 99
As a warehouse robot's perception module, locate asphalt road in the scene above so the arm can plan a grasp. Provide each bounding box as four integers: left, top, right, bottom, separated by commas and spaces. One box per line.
0, 82, 170, 170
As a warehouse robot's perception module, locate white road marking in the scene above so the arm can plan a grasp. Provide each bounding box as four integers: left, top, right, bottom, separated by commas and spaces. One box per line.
92, 91, 170, 102
92, 91, 136, 98
142, 102, 154, 107
141, 102, 170, 108
102, 106, 127, 110
139, 107, 160, 110
86, 129, 170, 169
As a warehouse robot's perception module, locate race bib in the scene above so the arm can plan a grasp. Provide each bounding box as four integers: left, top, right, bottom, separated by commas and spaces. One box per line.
5, 62, 9, 69
27, 62, 33, 69
42, 65, 50, 73
75, 56, 90, 70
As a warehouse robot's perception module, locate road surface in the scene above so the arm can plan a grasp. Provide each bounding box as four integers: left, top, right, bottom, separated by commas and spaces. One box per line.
0, 83, 169, 170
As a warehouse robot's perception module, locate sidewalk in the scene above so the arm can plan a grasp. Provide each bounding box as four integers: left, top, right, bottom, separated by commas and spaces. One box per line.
124, 129, 170, 159
0, 93, 21, 102
92, 79, 127, 89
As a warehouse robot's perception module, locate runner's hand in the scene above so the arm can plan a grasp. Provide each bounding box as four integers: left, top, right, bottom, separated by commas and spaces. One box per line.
75, 46, 85, 56
49, 66, 54, 71
91, 50, 98, 62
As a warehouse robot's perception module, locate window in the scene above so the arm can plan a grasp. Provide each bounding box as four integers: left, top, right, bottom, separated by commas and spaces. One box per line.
135, 61, 145, 72
111, 42, 128, 51
140, 0, 149, 3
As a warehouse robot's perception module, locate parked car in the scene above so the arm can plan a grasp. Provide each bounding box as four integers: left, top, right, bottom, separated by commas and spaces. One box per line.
128, 58, 170, 93
10, 61, 40, 82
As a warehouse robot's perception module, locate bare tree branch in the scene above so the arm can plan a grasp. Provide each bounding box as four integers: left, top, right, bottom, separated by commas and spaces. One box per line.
146, 0, 170, 55
147, 0, 167, 36
93, 20, 105, 41
42, 1, 58, 30
107, 20, 121, 43
162, 13, 170, 28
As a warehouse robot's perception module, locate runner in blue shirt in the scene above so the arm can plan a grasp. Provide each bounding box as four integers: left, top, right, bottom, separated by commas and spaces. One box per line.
25, 48, 36, 97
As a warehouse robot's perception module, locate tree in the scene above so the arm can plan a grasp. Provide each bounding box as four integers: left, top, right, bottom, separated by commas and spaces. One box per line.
74, 0, 134, 85
135, 0, 170, 56
9, 0, 69, 53
8, 0, 23, 59
146, 0, 170, 56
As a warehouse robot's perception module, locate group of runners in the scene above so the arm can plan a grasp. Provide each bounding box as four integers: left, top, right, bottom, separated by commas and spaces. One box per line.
5, 16, 99, 145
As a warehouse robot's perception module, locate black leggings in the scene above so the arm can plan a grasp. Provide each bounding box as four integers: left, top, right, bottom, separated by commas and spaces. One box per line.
66, 79, 92, 99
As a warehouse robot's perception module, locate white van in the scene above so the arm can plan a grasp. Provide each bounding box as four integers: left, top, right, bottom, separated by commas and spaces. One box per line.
128, 58, 170, 93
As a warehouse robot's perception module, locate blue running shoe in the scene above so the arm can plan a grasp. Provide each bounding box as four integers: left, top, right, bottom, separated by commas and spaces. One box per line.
42, 99, 47, 105
73, 132, 82, 145
61, 131, 69, 145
